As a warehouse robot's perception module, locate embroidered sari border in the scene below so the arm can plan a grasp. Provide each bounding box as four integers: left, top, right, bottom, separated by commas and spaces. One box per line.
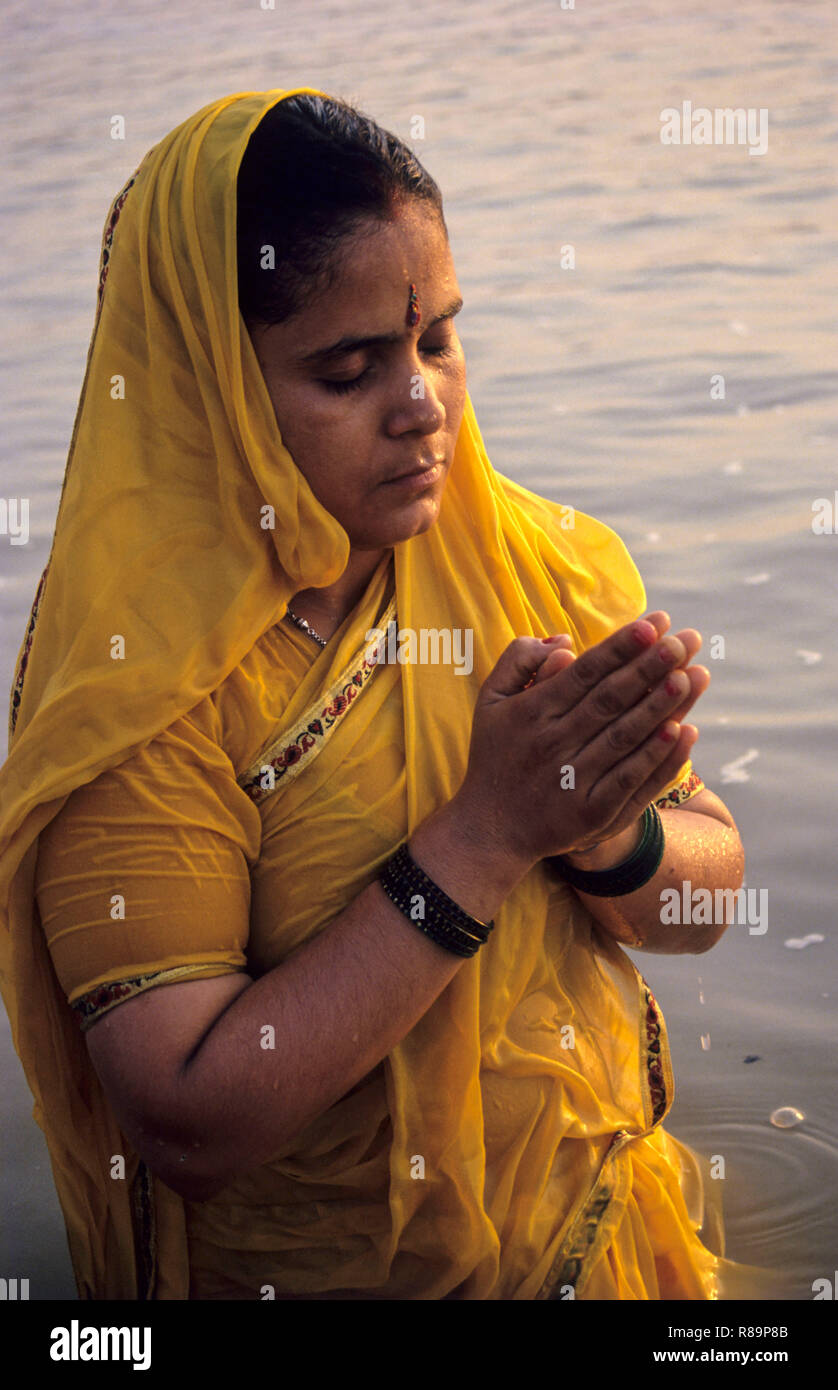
9, 562, 50, 740
71, 964, 247, 1032
641, 982, 670, 1128
237, 596, 397, 806
654, 770, 704, 810
537, 1129, 634, 1300
537, 979, 674, 1298
129, 1159, 158, 1301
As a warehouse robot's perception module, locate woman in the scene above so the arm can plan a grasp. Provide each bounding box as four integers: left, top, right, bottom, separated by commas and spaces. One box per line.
0, 86, 746, 1300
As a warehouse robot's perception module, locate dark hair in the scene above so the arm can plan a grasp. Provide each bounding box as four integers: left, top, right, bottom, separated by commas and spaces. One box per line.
236, 94, 447, 327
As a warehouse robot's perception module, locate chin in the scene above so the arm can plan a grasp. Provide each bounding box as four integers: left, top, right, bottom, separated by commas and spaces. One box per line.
353, 492, 444, 549
387, 495, 443, 543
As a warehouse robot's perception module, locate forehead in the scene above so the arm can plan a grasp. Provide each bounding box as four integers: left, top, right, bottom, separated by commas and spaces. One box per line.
333, 202, 453, 282
296, 205, 458, 334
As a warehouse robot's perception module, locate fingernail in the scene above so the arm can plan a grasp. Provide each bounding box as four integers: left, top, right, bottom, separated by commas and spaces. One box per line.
658, 721, 679, 742
632, 621, 657, 646
541, 634, 570, 644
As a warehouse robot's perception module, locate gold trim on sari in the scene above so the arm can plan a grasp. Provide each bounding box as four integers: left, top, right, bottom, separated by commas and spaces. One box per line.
536, 980, 674, 1299
237, 596, 397, 805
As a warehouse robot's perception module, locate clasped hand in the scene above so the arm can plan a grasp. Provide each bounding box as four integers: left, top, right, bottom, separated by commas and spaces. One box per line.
455, 611, 709, 868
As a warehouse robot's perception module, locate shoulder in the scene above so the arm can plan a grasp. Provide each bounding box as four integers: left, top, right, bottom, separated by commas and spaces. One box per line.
494, 471, 647, 646
208, 620, 315, 781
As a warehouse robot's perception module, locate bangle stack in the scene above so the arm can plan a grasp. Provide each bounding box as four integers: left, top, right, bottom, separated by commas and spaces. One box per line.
379, 843, 494, 958
550, 804, 665, 897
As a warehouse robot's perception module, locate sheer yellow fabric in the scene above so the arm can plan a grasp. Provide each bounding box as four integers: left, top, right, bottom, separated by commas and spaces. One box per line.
2, 86, 725, 1299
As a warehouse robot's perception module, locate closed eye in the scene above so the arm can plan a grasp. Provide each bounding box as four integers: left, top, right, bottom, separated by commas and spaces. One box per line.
320, 343, 456, 395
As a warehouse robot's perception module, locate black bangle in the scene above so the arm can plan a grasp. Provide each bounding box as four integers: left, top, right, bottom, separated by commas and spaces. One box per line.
379, 843, 494, 958
550, 804, 665, 897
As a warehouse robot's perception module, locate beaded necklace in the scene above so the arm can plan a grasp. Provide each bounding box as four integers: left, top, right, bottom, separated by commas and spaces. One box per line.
285, 606, 329, 648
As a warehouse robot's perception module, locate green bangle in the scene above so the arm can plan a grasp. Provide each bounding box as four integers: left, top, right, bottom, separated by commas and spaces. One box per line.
550, 804, 664, 897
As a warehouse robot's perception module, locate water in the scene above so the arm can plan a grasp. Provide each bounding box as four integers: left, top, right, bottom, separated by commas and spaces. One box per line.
1, 0, 836, 1299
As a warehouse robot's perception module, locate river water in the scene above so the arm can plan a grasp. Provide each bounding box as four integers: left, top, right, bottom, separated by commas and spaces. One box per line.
1, 0, 835, 1299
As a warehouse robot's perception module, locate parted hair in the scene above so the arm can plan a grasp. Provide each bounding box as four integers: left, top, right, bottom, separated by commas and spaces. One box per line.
236, 93, 446, 326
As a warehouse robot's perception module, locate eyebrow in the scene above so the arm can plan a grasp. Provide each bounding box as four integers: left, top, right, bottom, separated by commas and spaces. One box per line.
298, 295, 464, 365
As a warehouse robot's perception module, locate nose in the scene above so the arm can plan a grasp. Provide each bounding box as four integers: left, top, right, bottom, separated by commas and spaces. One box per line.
384, 359, 445, 437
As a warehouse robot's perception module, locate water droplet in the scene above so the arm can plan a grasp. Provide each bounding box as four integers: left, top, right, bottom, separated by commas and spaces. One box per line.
770, 1106, 805, 1129
784, 934, 824, 950
698, 990, 705, 1005
700, 1034, 711, 1051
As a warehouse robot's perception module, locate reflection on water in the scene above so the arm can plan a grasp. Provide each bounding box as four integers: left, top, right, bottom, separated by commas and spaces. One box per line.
1, 0, 836, 1298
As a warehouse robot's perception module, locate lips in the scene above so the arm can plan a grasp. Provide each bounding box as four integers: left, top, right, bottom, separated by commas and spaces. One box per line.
384, 459, 445, 484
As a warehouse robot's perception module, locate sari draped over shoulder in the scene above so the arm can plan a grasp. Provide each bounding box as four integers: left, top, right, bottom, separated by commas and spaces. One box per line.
0, 87, 727, 1300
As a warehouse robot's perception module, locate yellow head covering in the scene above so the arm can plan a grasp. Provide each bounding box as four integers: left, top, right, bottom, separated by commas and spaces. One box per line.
0, 88, 661, 1299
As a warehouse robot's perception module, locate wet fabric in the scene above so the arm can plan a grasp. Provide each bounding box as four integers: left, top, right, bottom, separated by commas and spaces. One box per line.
1, 86, 729, 1299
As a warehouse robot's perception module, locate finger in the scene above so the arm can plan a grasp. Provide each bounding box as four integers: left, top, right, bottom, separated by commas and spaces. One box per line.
573, 661, 694, 769
588, 721, 698, 823
532, 637, 576, 685
671, 628, 702, 664
532, 620, 688, 690
525, 645, 577, 690
667, 665, 710, 723
525, 616, 675, 720
622, 723, 700, 815
482, 636, 574, 704
642, 611, 671, 638
543, 627, 691, 752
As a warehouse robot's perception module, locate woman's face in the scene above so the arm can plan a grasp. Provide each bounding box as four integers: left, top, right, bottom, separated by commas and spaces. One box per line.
247, 202, 467, 551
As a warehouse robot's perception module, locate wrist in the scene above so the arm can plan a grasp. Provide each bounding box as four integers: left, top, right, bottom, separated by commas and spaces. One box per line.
409, 795, 532, 923
563, 816, 644, 872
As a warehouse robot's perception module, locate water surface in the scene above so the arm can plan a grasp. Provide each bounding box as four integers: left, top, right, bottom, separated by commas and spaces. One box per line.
1, 0, 835, 1299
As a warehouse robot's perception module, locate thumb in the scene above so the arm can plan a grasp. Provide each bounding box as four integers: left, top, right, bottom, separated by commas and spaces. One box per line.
481, 635, 574, 703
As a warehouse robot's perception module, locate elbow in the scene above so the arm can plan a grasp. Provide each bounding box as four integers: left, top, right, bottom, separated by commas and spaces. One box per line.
691, 924, 728, 955
151, 1155, 230, 1204
145, 1130, 283, 1205
689, 854, 748, 956
162, 1170, 228, 1204
132, 1127, 232, 1204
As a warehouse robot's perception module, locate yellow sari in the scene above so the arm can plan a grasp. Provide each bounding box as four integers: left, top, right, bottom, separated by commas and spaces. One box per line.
0, 86, 725, 1300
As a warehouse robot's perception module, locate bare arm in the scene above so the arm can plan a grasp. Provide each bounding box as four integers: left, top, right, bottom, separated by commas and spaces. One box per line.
85, 799, 529, 1204
560, 787, 745, 953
